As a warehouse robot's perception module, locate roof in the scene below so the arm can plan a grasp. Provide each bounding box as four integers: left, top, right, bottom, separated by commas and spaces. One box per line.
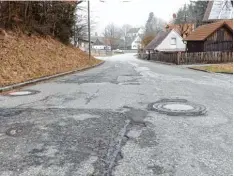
165, 23, 195, 39
203, 1, 233, 22
92, 36, 125, 47
91, 37, 109, 45
184, 20, 233, 41
127, 28, 140, 34
94, 38, 104, 45
79, 38, 94, 43
203, 1, 214, 22
144, 31, 170, 50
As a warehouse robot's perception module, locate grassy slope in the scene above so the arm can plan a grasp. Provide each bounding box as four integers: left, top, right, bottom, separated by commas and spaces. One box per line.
0, 33, 102, 87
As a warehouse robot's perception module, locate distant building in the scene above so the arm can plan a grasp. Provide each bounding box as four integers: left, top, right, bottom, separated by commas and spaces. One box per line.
77, 39, 94, 52
126, 27, 144, 50
92, 37, 111, 50
184, 20, 233, 52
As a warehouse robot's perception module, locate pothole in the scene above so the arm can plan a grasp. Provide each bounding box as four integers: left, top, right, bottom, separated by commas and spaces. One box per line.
0, 109, 23, 117
149, 99, 206, 116
6, 90, 40, 96
5, 124, 32, 137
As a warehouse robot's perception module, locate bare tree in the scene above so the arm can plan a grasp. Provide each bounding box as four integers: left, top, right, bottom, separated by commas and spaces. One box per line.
121, 24, 132, 50
73, 6, 96, 47
103, 23, 122, 50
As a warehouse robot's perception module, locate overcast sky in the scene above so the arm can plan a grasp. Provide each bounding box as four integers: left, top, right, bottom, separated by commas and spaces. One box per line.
79, 0, 189, 35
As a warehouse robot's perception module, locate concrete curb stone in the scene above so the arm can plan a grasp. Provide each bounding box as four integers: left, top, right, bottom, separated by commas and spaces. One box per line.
0, 61, 105, 93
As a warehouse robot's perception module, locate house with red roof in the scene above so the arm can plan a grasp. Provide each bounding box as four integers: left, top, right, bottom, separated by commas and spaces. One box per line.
184, 20, 233, 52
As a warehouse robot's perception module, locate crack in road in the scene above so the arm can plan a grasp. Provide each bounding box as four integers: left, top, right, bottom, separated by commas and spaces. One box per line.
85, 90, 100, 105
104, 120, 131, 176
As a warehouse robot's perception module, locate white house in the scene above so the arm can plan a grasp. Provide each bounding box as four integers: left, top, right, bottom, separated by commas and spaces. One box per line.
77, 39, 94, 52
126, 27, 144, 50
131, 35, 142, 49
92, 38, 111, 50
145, 29, 186, 52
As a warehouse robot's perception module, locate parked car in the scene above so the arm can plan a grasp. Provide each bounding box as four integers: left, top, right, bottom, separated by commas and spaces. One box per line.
114, 49, 124, 53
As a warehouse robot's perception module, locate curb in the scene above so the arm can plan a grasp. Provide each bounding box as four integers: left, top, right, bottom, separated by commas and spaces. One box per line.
216, 72, 233, 75
137, 57, 175, 65
188, 67, 210, 73
0, 61, 105, 93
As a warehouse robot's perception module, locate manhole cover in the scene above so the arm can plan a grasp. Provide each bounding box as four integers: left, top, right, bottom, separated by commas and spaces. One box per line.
5, 124, 32, 137
6, 90, 40, 96
149, 99, 206, 116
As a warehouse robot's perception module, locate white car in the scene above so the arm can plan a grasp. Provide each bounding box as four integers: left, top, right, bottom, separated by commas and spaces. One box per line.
114, 49, 124, 53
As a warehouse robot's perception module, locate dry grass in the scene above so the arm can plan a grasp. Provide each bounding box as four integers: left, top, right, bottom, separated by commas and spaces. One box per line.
0, 32, 102, 87
191, 63, 233, 74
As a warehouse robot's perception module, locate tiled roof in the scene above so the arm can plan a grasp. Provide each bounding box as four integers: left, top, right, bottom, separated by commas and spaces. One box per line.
184, 20, 233, 41
144, 31, 170, 50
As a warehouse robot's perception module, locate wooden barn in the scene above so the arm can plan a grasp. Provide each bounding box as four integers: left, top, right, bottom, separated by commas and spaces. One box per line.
184, 20, 233, 52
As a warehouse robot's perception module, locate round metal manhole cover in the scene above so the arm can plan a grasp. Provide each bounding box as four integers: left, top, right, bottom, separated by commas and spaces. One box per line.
5, 124, 32, 137
6, 90, 40, 96
149, 99, 206, 116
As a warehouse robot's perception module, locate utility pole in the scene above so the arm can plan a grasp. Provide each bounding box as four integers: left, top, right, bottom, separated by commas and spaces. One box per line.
88, 0, 91, 59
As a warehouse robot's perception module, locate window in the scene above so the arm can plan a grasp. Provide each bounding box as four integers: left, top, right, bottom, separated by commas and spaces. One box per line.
171, 37, 176, 45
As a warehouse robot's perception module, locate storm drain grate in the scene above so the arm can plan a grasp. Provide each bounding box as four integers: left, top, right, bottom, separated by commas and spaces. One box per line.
6, 90, 40, 96
148, 99, 206, 116
5, 124, 32, 137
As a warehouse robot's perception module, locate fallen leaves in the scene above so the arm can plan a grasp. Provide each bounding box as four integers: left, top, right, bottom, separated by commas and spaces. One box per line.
0, 33, 102, 87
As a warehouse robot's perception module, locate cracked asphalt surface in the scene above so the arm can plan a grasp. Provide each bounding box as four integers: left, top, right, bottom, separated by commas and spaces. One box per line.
0, 54, 232, 176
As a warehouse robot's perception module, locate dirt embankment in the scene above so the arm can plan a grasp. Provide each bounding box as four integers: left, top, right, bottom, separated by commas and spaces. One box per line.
0, 31, 102, 87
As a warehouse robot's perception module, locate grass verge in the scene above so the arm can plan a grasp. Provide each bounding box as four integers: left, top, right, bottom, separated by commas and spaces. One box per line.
190, 63, 233, 74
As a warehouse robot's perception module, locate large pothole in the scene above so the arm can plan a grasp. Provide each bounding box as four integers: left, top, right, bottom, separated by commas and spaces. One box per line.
148, 99, 206, 116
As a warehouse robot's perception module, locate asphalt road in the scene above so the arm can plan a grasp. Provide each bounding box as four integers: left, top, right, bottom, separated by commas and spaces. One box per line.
0, 54, 232, 176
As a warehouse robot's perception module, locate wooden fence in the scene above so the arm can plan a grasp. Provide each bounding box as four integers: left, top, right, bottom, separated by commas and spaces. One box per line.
139, 51, 233, 65
91, 49, 113, 56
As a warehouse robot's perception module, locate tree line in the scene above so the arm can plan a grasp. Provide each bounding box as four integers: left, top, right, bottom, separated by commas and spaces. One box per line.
0, 1, 84, 44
